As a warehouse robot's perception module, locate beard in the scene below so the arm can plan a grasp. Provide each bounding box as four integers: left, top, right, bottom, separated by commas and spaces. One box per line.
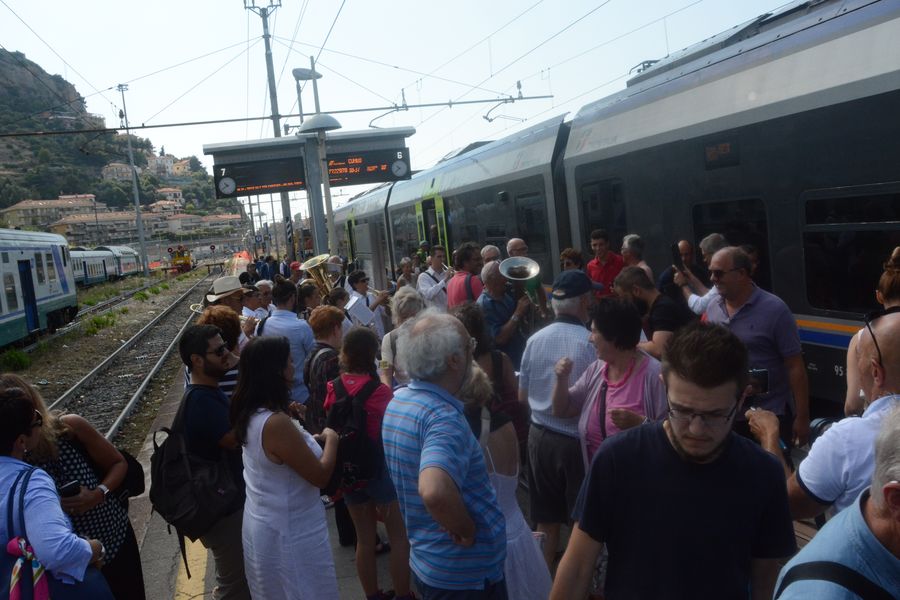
664, 420, 731, 464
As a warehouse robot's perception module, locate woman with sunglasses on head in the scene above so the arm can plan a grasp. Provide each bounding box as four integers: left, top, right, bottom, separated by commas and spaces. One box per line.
0, 376, 137, 598
844, 247, 900, 416
230, 335, 341, 599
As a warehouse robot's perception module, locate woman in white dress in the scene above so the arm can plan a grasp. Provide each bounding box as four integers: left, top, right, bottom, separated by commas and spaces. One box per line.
230, 336, 340, 600
460, 363, 553, 600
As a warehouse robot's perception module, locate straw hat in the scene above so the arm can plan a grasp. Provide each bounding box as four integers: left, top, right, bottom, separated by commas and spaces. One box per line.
206, 276, 250, 303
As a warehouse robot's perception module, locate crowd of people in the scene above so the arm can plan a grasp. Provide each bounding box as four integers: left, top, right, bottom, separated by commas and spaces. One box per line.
1, 234, 898, 600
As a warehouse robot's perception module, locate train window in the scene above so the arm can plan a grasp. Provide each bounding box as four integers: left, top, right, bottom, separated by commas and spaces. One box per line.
46, 253, 57, 281
1, 252, 7, 264
580, 179, 627, 249
692, 198, 771, 291
34, 253, 45, 285
4, 273, 17, 311
803, 230, 900, 313
806, 192, 900, 225
515, 193, 551, 278
391, 206, 419, 264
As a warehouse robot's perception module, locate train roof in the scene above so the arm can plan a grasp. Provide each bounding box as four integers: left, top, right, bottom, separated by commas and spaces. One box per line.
565, 0, 900, 164
70, 249, 113, 258
334, 183, 391, 225
387, 114, 567, 210
0, 228, 69, 246
95, 245, 139, 257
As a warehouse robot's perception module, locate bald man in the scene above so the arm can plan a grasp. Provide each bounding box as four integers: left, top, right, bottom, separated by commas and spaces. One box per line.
506, 237, 548, 318
781, 310, 900, 519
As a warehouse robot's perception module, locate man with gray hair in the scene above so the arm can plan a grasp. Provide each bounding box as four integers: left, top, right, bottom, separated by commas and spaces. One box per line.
481, 244, 501, 264
518, 270, 596, 568
478, 260, 530, 369
621, 233, 653, 282
382, 311, 508, 599
674, 232, 728, 314
774, 407, 900, 598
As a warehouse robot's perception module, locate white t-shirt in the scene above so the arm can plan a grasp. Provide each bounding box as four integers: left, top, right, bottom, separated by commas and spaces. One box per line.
796, 394, 900, 514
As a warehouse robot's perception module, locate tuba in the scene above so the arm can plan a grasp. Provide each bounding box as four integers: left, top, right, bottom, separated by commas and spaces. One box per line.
499, 257, 541, 335
299, 253, 334, 298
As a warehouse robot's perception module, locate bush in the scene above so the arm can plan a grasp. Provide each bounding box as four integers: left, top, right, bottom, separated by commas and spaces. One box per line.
119, 307, 129, 315
0, 350, 30, 371
160, 283, 169, 290
134, 291, 149, 302
149, 286, 161, 295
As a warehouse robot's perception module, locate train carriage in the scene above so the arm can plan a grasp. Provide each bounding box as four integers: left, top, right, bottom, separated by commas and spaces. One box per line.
70, 249, 114, 286
563, 0, 900, 407
95, 245, 140, 278
0, 229, 78, 346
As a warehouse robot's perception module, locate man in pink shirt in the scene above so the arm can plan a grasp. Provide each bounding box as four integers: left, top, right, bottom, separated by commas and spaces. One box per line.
447, 242, 484, 309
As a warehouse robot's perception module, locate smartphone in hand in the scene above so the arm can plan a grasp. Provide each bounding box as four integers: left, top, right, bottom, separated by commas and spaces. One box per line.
58, 480, 81, 498
670, 242, 686, 272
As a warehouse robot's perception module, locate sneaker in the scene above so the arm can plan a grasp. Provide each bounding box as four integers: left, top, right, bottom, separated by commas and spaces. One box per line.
321, 495, 334, 509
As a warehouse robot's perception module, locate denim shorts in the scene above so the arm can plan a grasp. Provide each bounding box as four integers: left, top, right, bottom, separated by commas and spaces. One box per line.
343, 461, 398, 506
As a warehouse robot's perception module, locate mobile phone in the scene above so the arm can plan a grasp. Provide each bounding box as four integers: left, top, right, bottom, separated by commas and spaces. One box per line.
58, 480, 81, 498
748, 368, 769, 396
670, 242, 686, 272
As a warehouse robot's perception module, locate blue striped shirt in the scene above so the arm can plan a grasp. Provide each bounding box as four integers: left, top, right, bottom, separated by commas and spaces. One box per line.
382, 381, 506, 590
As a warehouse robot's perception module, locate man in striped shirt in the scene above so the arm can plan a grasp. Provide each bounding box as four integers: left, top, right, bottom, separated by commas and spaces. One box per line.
382, 312, 507, 599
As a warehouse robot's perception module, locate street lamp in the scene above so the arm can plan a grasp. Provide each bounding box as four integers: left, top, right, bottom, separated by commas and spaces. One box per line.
297, 56, 341, 254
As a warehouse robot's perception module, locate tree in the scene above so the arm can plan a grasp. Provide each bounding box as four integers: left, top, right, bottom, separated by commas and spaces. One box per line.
188, 156, 205, 173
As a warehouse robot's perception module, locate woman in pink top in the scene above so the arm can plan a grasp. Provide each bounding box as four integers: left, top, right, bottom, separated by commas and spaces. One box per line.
323, 327, 413, 600
551, 297, 668, 467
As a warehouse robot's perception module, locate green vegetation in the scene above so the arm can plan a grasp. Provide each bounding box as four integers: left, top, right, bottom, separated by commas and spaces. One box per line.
119, 307, 129, 315
160, 283, 170, 290
133, 291, 149, 302
84, 313, 116, 336
0, 349, 30, 371
148, 286, 161, 295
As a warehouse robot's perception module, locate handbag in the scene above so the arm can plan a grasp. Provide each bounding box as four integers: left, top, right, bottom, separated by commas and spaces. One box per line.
3, 466, 113, 600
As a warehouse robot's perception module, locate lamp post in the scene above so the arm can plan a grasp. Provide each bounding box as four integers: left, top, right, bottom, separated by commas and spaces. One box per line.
297, 56, 341, 255
292, 64, 325, 252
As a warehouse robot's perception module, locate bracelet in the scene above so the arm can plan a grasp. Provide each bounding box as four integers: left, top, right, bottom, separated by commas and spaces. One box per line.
511, 315, 520, 323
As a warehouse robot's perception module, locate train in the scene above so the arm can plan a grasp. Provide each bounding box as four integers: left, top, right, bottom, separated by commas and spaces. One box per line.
170, 246, 194, 273
334, 0, 900, 411
70, 245, 141, 286
0, 229, 78, 346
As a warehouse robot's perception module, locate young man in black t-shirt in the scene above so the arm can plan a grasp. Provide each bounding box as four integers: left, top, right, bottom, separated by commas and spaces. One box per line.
614, 266, 695, 359
551, 322, 796, 600
178, 325, 250, 600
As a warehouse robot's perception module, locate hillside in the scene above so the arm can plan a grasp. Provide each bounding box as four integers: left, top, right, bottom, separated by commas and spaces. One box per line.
0, 49, 232, 215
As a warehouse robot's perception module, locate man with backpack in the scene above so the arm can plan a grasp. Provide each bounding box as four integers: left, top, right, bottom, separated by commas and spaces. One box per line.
168, 324, 249, 600
447, 242, 484, 310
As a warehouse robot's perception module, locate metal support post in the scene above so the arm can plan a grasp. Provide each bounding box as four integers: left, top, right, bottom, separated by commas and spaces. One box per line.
118, 84, 149, 276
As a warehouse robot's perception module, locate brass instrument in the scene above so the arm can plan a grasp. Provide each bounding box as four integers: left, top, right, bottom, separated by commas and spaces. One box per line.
499, 257, 541, 334
299, 253, 334, 297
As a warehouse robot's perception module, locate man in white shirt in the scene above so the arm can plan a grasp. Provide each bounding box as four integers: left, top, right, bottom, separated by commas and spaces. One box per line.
416, 244, 453, 312
240, 284, 261, 320
347, 270, 390, 340
674, 232, 728, 315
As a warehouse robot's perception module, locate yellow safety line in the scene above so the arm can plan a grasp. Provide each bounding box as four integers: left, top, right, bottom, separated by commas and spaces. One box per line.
174, 538, 208, 599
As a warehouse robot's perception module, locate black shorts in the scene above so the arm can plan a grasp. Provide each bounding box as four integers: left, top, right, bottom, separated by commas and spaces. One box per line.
526, 423, 585, 524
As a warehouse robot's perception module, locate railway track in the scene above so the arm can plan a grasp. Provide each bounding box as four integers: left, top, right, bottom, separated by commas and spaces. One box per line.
48, 273, 213, 440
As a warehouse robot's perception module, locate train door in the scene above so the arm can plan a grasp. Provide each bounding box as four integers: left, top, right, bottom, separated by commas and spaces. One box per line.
17, 260, 38, 332
416, 197, 449, 250
352, 221, 388, 290
344, 218, 357, 263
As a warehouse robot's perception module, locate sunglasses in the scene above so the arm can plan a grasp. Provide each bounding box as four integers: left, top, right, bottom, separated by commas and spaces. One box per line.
864, 306, 900, 367
709, 268, 741, 279
30, 409, 43, 430
206, 343, 229, 358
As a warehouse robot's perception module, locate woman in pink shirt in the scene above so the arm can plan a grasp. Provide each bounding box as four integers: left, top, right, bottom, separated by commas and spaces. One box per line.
323, 327, 413, 600
551, 297, 668, 466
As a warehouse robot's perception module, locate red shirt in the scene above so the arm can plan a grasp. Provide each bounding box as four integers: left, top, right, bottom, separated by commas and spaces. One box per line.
324, 374, 392, 442
446, 271, 484, 309
586, 252, 624, 298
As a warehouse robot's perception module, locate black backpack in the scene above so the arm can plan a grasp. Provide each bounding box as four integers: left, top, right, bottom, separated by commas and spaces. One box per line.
322, 376, 381, 496
149, 387, 243, 576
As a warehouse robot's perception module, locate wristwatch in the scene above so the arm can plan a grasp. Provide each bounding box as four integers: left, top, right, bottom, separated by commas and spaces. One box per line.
97, 484, 110, 500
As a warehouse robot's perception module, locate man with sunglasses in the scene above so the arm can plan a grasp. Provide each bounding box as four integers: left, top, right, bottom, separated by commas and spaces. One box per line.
552, 322, 795, 600
768, 310, 900, 520
704, 247, 810, 447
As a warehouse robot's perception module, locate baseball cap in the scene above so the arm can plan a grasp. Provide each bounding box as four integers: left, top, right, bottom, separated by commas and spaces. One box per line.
551, 270, 603, 299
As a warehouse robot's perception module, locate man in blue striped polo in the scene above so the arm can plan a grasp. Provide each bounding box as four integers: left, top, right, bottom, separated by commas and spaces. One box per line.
382, 311, 507, 599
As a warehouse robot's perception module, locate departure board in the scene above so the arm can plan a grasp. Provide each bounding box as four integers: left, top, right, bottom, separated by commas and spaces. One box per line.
213, 157, 306, 199
327, 148, 411, 186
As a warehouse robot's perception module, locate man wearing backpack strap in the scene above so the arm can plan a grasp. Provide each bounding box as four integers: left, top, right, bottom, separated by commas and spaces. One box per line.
447, 242, 484, 310
774, 408, 900, 599
175, 325, 250, 600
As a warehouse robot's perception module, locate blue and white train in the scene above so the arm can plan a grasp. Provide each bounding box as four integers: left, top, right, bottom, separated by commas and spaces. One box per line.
70, 245, 141, 286
0, 229, 78, 346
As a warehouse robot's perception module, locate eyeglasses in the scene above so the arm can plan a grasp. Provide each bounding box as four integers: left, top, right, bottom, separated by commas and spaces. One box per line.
666, 400, 738, 428
864, 306, 900, 367
206, 344, 229, 358
30, 410, 43, 430
468, 337, 478, 352
709, 268, 741, 279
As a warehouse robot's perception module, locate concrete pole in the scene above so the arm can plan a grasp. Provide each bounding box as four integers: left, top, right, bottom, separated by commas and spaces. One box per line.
118, 84, 149, 276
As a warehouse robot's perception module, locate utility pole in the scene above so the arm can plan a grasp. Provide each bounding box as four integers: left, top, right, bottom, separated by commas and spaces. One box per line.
117, 84, 149, 276
245, 0, 295, 261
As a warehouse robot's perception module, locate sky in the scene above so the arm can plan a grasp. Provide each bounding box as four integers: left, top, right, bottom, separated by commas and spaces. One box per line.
2, 0, 785, 226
